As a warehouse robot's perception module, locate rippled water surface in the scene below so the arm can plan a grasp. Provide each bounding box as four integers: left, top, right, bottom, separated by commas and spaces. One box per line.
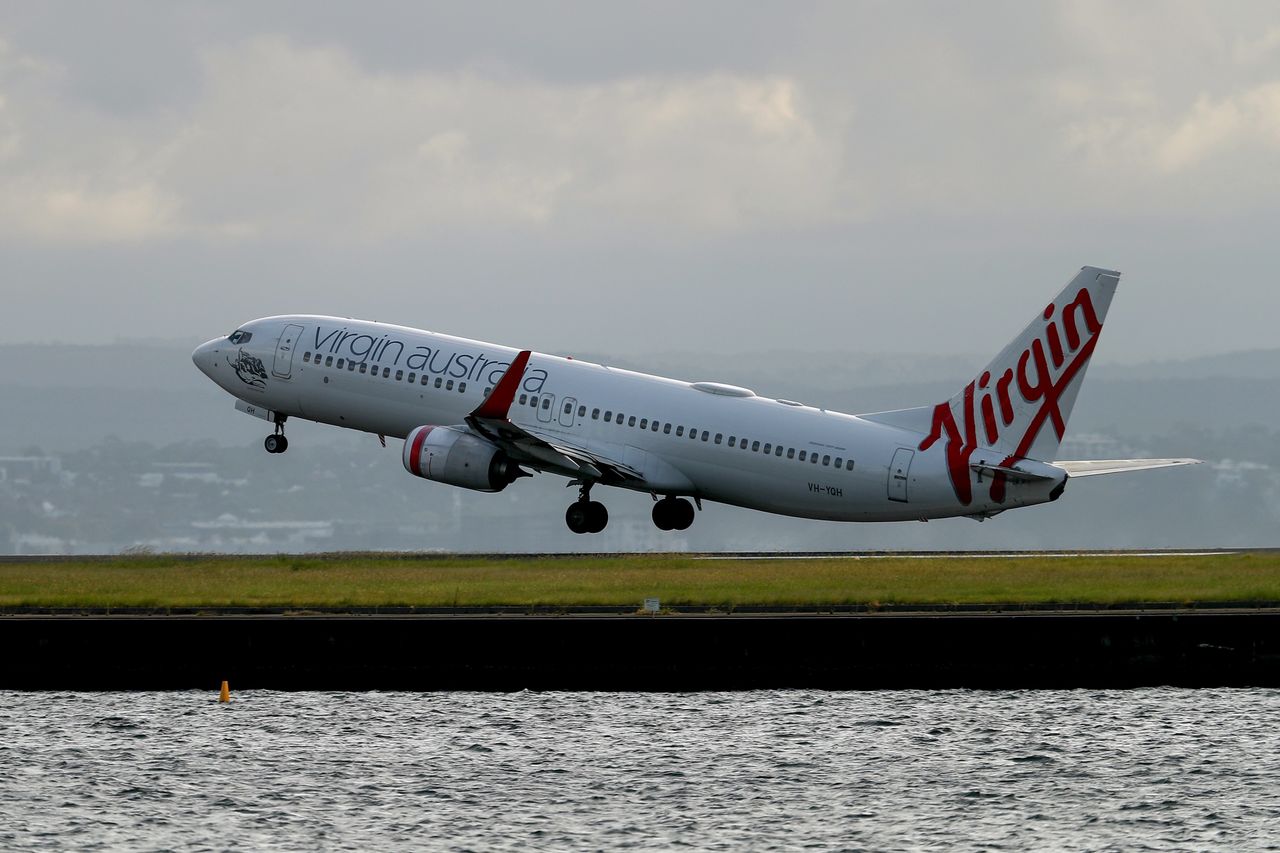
1, 690, 1278, 851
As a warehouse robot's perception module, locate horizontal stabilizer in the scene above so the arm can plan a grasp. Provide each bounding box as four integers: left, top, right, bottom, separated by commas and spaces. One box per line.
1055, 458, 1202, 477
969, 462, 1056, 483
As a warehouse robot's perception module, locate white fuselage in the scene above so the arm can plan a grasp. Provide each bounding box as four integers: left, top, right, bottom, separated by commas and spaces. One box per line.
192, 315, 1065, 523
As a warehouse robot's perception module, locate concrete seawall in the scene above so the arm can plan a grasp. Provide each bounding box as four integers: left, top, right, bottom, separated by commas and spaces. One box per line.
4, 609, 1279, 690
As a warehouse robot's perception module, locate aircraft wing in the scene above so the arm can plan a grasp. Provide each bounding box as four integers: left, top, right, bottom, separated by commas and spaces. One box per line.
1054, 458, 1202, 477
465, 350, 646, 485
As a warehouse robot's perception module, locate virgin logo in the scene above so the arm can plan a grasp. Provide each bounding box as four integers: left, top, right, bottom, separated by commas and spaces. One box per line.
919, 288, 1102, 505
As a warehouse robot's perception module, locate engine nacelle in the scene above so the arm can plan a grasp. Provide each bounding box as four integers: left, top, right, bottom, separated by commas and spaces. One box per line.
402, 425, 524, 492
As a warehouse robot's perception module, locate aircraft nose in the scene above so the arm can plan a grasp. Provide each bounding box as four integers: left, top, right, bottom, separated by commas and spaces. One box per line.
192, 338, 222, 380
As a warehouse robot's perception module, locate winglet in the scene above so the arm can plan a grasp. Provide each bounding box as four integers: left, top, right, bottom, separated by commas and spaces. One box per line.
470, 350, 531, 420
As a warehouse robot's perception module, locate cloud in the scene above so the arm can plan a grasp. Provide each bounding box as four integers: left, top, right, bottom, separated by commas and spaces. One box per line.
4, 5, 1280, 246
1155, 83, 1280, 172
0, 35, 852, 244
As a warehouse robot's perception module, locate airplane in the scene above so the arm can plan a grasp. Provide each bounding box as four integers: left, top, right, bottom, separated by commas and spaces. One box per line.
192, 266, 1199, 534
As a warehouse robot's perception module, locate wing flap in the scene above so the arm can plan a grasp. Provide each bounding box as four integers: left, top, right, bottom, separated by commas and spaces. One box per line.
1055, 458, 1202, 477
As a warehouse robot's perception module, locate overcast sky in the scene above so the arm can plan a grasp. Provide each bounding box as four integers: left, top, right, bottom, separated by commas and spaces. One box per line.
1, 2, 1278, 365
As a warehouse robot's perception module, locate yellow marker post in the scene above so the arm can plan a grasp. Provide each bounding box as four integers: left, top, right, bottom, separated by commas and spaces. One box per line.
219, 680, 230, 703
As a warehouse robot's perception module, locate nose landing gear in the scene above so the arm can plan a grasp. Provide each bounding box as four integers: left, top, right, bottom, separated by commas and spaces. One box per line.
652, 496, 695, 531
565, 482, 608, 534
264, 415, 289, 454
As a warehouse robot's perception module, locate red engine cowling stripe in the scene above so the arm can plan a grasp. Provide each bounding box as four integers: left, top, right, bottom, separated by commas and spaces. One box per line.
407, 426, 433, 477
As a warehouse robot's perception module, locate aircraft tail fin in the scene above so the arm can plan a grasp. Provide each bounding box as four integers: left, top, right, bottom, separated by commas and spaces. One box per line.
863, 266, 1120, 463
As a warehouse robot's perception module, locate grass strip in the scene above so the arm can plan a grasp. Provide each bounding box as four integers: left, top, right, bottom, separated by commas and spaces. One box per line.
0, 552, 1278, 609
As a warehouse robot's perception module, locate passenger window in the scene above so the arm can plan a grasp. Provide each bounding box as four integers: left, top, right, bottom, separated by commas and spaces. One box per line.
799, 451, 807, 461
435, 377, 443, 388
564, 402, 573, 414
529, 396, 538, 408
459, 382, 466, 393
483, 385, 491, 394
715, 433, 723, 444
811, 454, 819, 464
752, 441, 760, 452
592, 408, 600, 419
640, 419, 648, 430
701, 431, 709, 441
676, 426, 684, 437
846, 459, 855, 470
396, 370, 403, 381
616, 412, 624, 424
823, 455, 831, 466
775, 446, 784, 457
788, 448, 795, 459
336, 358, 345, 369
325, 356, 334, 367
408, 373, 415, 383
651, 421, 659, 431
834, 457, 842, 468
422, 375, 430, 385
728, 437, 736, 447
519, 394, 527, 405
741, 439, 749, 450
763, 443, 771, 454
663, 423, 672, 434
541, 397, 549, 409
359, 363, 368, 374
605, 412, 612, 422
629, 416, 637, 427
382, 367, 391, 378
303, 352, 311, 363
446, 380, 454, 391
579, 406, 587, 417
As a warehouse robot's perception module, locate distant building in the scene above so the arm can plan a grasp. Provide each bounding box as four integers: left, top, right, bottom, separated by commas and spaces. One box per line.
188, 514, 334, 551
0, 456, 63, 484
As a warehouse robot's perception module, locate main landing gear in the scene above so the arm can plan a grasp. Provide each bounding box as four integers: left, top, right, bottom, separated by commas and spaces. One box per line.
563, 485, 699, 534
652, 496, 695, 531
264, 415, 289, 454
565, 482, 608, 534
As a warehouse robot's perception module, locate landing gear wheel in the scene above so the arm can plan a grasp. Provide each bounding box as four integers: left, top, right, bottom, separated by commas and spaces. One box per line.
566, 500, 609, 534
652, 500, 674, 530
566, 502, 591, 534
265, 415, 289, 454
585, 501, 608, 533
653, 497, 695, 531
670, 498, 694, 530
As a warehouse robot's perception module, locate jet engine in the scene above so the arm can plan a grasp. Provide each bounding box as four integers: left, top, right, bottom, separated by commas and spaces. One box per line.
402, 425, 525, 492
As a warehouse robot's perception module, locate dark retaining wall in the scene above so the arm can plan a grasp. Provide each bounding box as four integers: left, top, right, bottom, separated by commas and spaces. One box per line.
3, 611, 1278, 690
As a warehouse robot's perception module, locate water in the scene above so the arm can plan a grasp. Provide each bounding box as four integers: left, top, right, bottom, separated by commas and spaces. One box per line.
1, 690, 1278, 851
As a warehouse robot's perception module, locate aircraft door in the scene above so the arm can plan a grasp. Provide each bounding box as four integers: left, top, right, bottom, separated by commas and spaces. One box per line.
888, 447, 914, 502
273, 324, 305, 379
559, 397, 577, 427
536, 393, 556, 424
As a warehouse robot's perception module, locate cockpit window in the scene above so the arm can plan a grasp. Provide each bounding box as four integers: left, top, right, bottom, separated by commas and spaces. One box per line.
228, 330, 252, 344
